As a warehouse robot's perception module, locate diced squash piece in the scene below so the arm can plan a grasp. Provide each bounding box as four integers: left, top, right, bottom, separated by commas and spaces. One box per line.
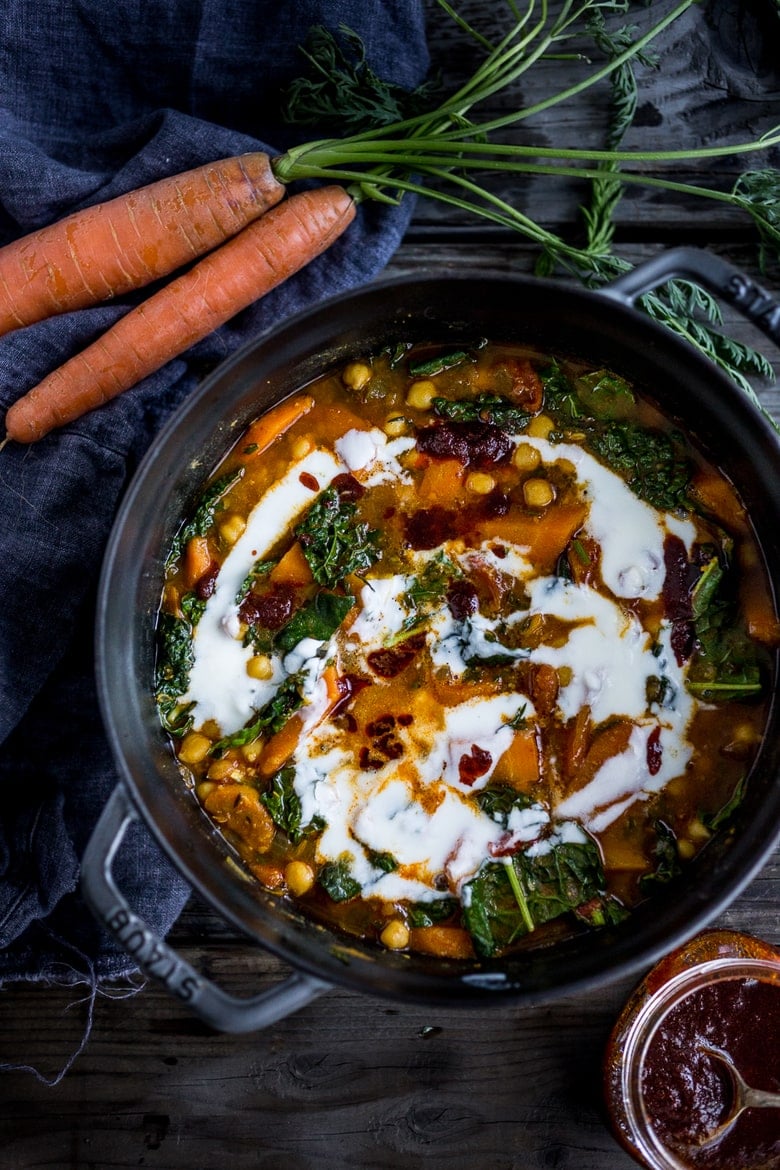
417, 458, 464, 504
409, 925, 475, 960
597, 819, 652, 873
476, 502, 587, 570
269, 541, 314, 587
740, 570, 780, 646
202, 783, 275, 853
579, 720, 634, 788
688, 470, 746, 530
493, 729, 540, 791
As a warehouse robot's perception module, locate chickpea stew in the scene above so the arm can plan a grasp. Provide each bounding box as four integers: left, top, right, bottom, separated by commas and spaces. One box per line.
155, 342, 778, 962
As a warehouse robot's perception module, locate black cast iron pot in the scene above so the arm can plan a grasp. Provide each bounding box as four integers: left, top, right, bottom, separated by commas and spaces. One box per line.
82, 248, 780, 1032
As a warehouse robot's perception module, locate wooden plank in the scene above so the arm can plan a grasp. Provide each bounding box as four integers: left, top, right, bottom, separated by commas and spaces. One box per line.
414, 1, 780, 232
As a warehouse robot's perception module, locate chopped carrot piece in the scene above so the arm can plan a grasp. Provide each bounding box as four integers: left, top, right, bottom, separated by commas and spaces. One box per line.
257, 713, 305, 779
183, 535, 212, 589
322, 663, 345, 708
257, 669, 346, 779
579, 720, 633, 787
240, 394, 314, 460
563, 705, 592, 778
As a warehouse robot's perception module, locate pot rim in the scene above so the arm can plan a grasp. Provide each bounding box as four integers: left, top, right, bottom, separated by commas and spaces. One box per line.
94, 268, 780, 1006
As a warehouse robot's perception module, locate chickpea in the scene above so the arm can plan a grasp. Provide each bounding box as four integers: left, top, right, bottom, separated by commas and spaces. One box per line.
523, 478, 555, 508
219, 513, 246, 546
246, 654, 274, 680
380, 919, 410, 950
291, 435, 314, 460
384, 415, 408, 437
241, 741, 264, 764
207, 757, 240, 781
512, 442, 541, 473
677, 838, 696, 861
342, 361, 372, 391
686, 818, 712, 842
466, 471, 496, 495
526, 413, 555, 440
178, 732, 212, 765
405, 379, 438, 410
285, 860, 315, 896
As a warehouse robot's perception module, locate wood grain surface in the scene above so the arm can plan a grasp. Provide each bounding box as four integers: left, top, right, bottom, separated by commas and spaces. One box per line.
1, 3, 779, 1168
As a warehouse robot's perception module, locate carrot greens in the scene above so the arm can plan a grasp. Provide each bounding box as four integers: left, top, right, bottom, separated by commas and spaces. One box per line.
276, 0, 780, 395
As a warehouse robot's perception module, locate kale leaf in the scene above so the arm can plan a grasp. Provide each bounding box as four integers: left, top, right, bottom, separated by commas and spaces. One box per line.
261, 766, 324, 843
168, 468, 244, 565
475, 785, 535, 827
211, 674, 304, 756
318, 858, 362, 902
366, 849, 398, 873
410, 350, 470, 377
275, 590, 355, 654
574, 369, 635, 419
687, 556, 764, 702
588, 422, 691, 511
155, 611, 197, 735
540, 362, 582, 422
703, 772, 749, 832
639, 821, 681, 894
295, 486, 379, 587
433, 393, 530, 431
407, 897, 459, 928
462, 837, 606, 957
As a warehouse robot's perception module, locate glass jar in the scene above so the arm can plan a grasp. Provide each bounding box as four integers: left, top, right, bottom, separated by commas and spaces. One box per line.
604, 929, 780, 1170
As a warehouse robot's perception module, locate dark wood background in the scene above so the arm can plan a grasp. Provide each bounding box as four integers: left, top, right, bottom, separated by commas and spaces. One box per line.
2, 3, 779, 1167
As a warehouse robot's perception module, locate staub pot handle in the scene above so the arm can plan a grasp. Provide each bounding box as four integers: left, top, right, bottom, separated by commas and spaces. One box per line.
80, 783, 330, 1033
599, 246, 780, 349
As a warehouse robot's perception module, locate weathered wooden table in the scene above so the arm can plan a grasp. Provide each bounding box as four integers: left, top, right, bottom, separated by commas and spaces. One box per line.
2, 3, 779, 1167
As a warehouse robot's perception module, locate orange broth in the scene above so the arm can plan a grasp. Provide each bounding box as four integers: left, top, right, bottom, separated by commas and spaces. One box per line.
155, 343, 777, 960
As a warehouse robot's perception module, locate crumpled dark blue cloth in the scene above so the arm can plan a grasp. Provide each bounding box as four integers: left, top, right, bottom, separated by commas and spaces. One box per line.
0, 0, 429, 993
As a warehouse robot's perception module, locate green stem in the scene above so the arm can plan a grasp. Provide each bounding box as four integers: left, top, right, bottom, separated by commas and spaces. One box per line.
506, 862, 535, 933
471, 0, 696, 135
278, 130, 780, 171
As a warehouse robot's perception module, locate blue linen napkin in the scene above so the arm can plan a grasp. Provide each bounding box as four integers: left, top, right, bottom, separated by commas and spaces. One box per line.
0, 0, 429, 1013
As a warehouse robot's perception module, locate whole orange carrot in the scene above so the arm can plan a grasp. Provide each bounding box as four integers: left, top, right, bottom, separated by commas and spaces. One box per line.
0, 153, 285, 337
4, 186, 355, 443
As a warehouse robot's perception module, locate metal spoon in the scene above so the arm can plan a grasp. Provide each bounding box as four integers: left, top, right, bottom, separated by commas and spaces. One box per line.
697, 1042, 780, 1148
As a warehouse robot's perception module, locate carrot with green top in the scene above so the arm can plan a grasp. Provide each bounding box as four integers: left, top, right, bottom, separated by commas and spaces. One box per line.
0, 153, 284, 337
1, 4, 776, 443
5, 186, 355, 443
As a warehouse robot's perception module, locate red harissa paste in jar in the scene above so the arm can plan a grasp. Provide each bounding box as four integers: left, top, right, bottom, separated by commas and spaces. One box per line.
604, 931, 780, 1170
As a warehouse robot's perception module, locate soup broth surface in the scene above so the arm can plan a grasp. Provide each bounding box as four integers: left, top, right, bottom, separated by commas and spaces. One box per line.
155, 342, 776, 961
